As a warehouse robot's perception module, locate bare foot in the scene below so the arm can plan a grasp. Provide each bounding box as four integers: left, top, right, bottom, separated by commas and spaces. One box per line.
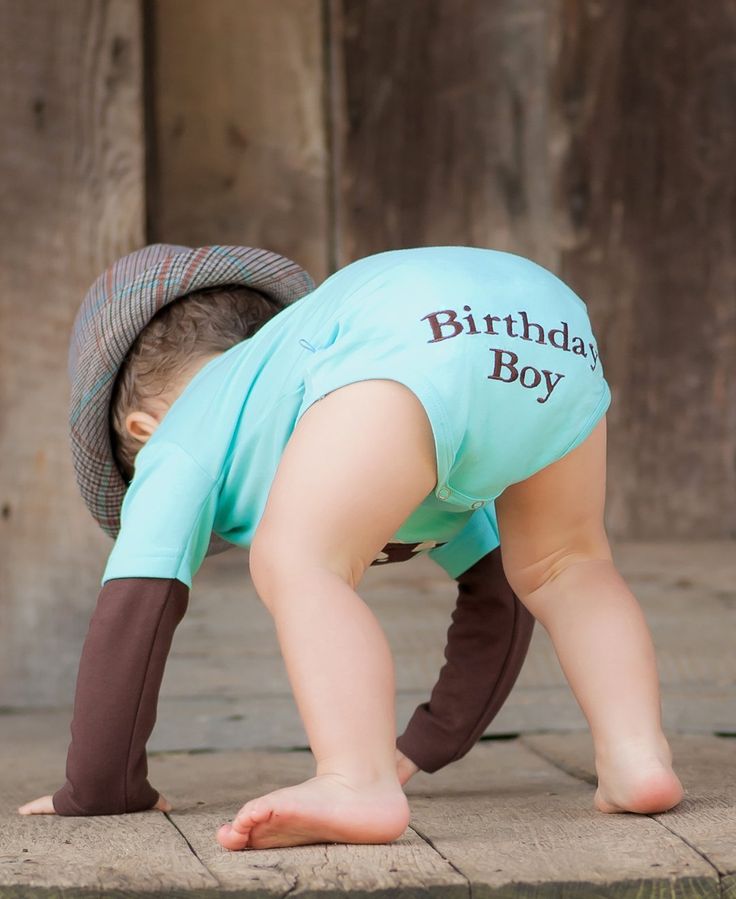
594, 746, 684, 814
217, 773, 410, 850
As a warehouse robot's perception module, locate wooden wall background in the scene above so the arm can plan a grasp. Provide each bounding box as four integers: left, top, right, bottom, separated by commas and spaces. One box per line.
1, 0, 734, 706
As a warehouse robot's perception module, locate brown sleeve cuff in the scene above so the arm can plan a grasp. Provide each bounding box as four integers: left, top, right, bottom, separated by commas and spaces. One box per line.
52, 577, 189, 816
396, 547, 534, 773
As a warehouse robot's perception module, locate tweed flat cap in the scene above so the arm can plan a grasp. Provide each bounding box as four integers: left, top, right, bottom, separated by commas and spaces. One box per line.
69, 243, 315, 553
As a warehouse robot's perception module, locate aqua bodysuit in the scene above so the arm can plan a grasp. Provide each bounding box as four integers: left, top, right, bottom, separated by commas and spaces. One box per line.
103, 246, 612, 588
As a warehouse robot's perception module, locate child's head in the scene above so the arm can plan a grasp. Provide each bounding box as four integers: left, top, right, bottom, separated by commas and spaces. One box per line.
110, 283, 277, 481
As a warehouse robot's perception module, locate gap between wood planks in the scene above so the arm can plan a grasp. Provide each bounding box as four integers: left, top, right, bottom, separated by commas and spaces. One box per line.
408, 821, 473, 898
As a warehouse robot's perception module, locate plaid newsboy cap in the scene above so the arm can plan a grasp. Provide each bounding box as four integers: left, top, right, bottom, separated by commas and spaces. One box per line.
68, 243, 315, 553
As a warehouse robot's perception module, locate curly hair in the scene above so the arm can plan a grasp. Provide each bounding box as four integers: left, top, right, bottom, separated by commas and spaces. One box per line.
110, 283, 279, 482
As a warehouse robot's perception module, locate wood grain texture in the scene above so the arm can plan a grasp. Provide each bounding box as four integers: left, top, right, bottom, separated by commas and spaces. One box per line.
3, 737, 726, 896
406, 740, 718, 898
522, 732, 736, 895
157, 749, 468, 897
549, 0, 736, 540
331, 0, 736, 543
149, 0, 330, 282
0, 0, 146, 707
331, 0, 555, 268
150, 541, 735, 748
0, 748, 216, 894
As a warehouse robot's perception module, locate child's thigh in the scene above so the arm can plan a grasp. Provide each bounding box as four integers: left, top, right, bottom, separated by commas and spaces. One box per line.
495, 415, 613, 600
250, 379, 438, 592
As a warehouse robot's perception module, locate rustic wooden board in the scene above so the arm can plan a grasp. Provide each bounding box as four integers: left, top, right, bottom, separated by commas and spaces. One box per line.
153, 542, 735, 745
0, 0, 147, 708
6, 540, 732, 770
549, 0, 736, 540
149, 0, 329, 282
0, 755, 217, 895
157, 748, 468, 897
522, 732, 736, 896
169, 540, 736, 698
332, 0, 555, 269
2, 737, 727, 896
332, 0, 736, 543
404, 739, 717, 898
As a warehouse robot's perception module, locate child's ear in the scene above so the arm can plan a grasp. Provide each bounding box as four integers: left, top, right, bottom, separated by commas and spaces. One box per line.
124, 411, 160, 443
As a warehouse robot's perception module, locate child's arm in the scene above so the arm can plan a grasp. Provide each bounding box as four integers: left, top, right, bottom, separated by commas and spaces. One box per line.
20, 577, 187, 816
396, 546, 534, 774
19, 442, 218, 817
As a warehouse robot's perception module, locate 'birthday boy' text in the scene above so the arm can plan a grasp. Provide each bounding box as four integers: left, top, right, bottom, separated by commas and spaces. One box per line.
420, 305, 600, 405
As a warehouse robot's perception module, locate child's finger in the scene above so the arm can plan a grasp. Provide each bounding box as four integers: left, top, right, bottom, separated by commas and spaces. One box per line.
17, 795, 56, 815
394, 749, 420, 786
152, 793, 172, 813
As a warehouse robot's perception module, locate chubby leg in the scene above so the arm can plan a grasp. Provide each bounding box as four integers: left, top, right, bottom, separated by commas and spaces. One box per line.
217, 380, 440, 850
522, 558, 683, 813
217, 567, 411, 850
496, 417, 683, 814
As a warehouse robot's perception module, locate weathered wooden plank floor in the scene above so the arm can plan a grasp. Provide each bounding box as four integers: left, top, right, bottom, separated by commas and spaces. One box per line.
2, 734, 735, 897
6, 541, 732, 759
2, 541, 734, 895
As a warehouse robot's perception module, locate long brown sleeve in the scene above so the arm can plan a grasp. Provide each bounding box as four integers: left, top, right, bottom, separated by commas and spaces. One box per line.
52, 577, 189, 816
396, 546, 535, 773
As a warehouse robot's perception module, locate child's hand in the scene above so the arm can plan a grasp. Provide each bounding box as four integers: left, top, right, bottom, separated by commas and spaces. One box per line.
395, 748, 420, 786
18, 795, 56, 815
152, 792, 173, 812
18, 792, 173, 815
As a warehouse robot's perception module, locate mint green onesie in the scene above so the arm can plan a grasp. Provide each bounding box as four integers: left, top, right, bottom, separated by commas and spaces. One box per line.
102, 246, 612, 588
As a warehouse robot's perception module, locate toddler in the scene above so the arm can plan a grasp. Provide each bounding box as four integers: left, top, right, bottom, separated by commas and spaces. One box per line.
19, 244, 683, 850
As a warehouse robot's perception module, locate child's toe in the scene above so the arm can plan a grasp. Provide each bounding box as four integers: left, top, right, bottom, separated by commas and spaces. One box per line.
217, 822, 249, 851
231, 814, 251, 834
242, 800, 272, 826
